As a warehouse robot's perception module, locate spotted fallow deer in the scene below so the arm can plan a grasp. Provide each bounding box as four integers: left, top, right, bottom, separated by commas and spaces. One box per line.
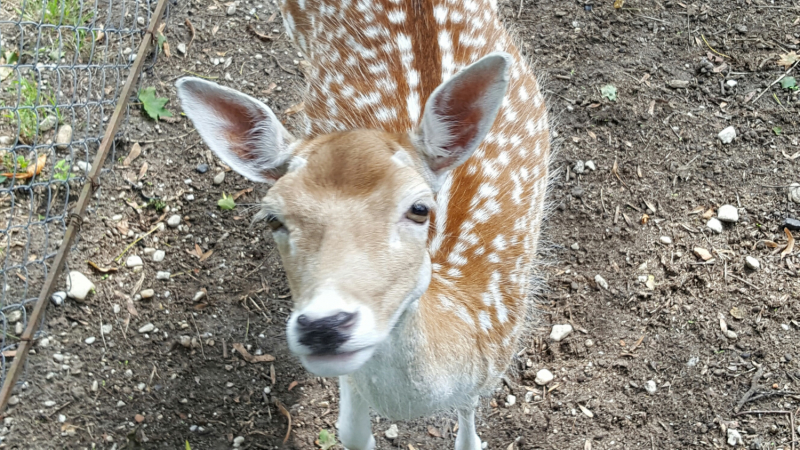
175, 0, 549, 447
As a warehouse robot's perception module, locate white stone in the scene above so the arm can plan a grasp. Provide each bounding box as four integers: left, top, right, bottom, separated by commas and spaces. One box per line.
573, 160, 585, 174
644, 380, 657, 395
790, 183, 800, 204
550, 324, 573, 342
101, 324, 113, 334
156, 271, 171, 280
177, 43, 187, 54
718, 126, 736, 144
55, 124, 73, 149
140, 289, 155, 299
534, 369, 554, 386
213, 171, 225, 185
152, 250, 165, 262
75, 161, 91, 173
706, 218, 723, 233
385, 424, 399, 439
58, 414, 66, 423
85, 336, 96, 344
585, 160, 596, 171
726, 79, 738, 87
167, 215, 181, 227
39, 115, 57, 132
505, 394, 516, 406
226, 4, 236, 15
570, 242, 579, 250
524, 391, 534, 403
5, 310, 22, 323
594, 274, 609, 290
53, 354, 65, 363
717, 205, 739, 222
126, 255, 143, 267
745, 256, 760, 271
66, 271, 95, 301
727, 429, 743, 446
44, 400, 56, 407
193, 291, 206, 302
138, 323, 155, 333
51, 291, 66, 306
660, 236, 672, 245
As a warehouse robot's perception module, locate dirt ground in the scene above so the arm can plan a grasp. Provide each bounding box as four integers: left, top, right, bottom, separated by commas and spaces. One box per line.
3, 0, 800, 448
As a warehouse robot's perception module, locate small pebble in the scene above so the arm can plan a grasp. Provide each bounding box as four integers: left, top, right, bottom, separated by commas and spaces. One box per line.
725, 79, 737, 87
55, 124, 73, 149
101, 324, 113, 334
58, 414, 66, 423
126, 255, 143, 267
524, 391, 534, 403
727, 429, 743, 446
550, 324, 573, 342
506, 394, 516, 406
745, 256, 760, 271
177, 43, 187, 54
156, 271, 171, 280
196, 163, 208, 173
85, 336, 96, 345
573, 160, 585, 174
706, 218, 723, 233
51, 291, 66, 306
44, 400, 57, 407
584, 339, 594, 347
644, 380, 657, 395
153, 250, 165, 262
213, 172, 225, 185
717, 204, 739, 223
138, 323, 155, 333
570, 243, 579, 250
594, 274, 609, 290
718, 126, 736, 144
7, 396, 19, 406
167, 215, 181, 227
140, 289, 155, 299
585, 160, 596, 171
534, 369, 554, 385
226, 4, 236, 15
193, 291, 206, 302
385, 424, 399, 439
53, 354, 65, 363
66, 271, 95, 301
789, 183, 800, 204
659, 236, 672, 245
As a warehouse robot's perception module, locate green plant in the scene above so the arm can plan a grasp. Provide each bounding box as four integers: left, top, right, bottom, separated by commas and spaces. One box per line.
148, 198, 166, 212
2, 77, 60, 140
781, 76, 798, 90
317, 429, 336, 450
218, 192, 236, 210
21, 0, 94, 27
53, 158, 71, 181
601, 84, 618, 102
3, 153, 31, 172
138, 87, 172, 120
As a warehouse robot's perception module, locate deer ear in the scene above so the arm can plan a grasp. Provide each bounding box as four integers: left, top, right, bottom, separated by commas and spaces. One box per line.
175, 77, 296, 183
416, 52, 511, 185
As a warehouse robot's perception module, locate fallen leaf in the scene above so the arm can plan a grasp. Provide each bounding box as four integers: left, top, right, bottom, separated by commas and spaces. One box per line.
264, 82, 278, 95
427, 426, 441, 438
232, 343, 275, 363
288, 380, 298, 391
185, 18, 196, 48
285, 101, 305, 116
117, 220, 129, 235
275, 399, 292, 443
138, 161, 149, 180
701, 208, 715, 219
1, 154, 47, 179
613, 0, 625, 8
763, 240, 779, 248
87, 261, 118, 273
782, 228, 795, 259
693, 247, 712, 261
232, 187, 253, 200
163, 41, 171, 58
778, 51, 799, 69
135, 414, 145, 423
267, 11, 278, 22
744, 91, 756, 103
730, 307, 743, 320
199, 249, 214, 262
212, 23, 220, 36
123, 142, 142, 166
640, 214, 649, 225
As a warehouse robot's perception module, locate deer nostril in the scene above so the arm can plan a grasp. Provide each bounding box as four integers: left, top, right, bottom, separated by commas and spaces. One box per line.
297, 314, 311, 327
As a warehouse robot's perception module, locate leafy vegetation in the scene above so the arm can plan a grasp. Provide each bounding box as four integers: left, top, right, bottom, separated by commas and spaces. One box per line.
317, 429, 336, 450
218, 192, 236, 210
138, 87, 172, 120
147, 198, 167, 212
601, 84, 618, 102
2, 77, 60, 140
53, 158, 71, 181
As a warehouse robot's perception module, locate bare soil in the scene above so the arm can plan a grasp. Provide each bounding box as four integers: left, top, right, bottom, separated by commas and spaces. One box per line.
4, 0, 800, 449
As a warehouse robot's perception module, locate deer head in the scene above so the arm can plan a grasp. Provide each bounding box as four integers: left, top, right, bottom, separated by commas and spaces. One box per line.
176, 52, 511, 377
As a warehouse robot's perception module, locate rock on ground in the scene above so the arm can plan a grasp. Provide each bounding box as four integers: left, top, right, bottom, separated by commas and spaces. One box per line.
645, 380, 657, 395
718, 126, 736, 144
717, 205, 739, 222
594, 274, 609, 290
706, 218, 723, 233
385, 424, 399, 439
745, 256, 760, 271
535, 369, 554, 385
550, 324, 573, 342
66, 271, 95, 301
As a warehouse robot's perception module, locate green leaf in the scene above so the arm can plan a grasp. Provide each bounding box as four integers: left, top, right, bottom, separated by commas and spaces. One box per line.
773, 126, 783, 136
157, 33, 167, 50
601, 84, 618, 102
218, 192, 236, 210
185, 440, 192, 450
0, 176, 6, 183
781, 76, 797, 90
318, 429, 336, 450
138, 86, 172, 120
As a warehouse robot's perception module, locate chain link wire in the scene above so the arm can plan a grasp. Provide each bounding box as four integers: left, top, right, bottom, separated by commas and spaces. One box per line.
0, 0, 164, 386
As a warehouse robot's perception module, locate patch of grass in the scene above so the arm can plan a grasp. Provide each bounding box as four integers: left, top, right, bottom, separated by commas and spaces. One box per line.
148, 198, 166, 212
2, 77, 60, 140
2, 152, 31, 173
53, 158, 71, 181
21, 0, 94, 27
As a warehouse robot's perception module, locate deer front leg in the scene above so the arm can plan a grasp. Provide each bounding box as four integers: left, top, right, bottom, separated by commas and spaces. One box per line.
337, 376, 375, 450
455, 405, 482, 450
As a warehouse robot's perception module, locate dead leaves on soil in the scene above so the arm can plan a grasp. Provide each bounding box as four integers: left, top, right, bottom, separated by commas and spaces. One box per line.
231, 342, 275, 363
187, 243, 214, 262
1, 154, 47, 179
778, 51, 799, 69
782, 227, 795, 259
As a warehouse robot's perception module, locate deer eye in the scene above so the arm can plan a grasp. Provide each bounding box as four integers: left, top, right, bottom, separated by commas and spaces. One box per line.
267, 215, 286, 232
406, 203, 429, 224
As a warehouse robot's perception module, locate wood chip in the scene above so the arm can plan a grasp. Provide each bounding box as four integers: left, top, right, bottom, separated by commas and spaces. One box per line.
270, 364, 276, 385
87, 261, 118, 273
138, 161, 149, 181
185, 18, 196, 49
288, 380, 298, 391
163, 41, 171, 58
781, 228, 795, 259
694, 247, 712, 261
427, 426, 441, 438
232, 343, 275, 363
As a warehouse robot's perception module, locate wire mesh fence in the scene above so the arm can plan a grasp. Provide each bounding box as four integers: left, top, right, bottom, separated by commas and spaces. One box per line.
0, 0, 163, 386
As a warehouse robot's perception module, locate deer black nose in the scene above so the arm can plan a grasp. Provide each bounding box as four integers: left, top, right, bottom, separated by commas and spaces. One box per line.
297, 312, 358, 354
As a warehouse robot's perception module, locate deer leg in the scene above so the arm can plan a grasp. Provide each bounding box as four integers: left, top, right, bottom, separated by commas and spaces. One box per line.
337, 376, 375, 450
455, 404, 482, 450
